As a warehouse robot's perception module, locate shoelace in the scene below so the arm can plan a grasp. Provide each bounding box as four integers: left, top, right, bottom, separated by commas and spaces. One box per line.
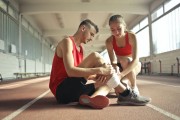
131, 90, 138, 98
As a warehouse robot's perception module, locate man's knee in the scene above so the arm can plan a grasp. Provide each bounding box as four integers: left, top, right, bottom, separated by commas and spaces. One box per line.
90, 52, 105, 65
90, 52, 101, 59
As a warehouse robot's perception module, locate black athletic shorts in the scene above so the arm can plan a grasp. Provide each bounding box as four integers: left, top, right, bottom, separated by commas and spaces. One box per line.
117, 58, 132, 72
117, 63, 123, 72
56, 77, 95, 104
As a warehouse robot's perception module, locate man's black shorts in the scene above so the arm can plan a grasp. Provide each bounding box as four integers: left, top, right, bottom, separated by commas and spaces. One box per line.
56, 77, 95, 104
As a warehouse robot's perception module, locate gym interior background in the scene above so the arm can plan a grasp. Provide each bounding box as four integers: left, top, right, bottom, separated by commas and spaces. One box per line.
0, 0, 179, 80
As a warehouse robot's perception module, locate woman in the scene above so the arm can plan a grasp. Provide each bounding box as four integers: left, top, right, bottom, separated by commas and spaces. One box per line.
106, 15, 141, 95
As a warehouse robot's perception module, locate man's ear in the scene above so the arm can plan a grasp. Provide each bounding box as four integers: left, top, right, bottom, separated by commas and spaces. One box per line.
81, 25, 86, 32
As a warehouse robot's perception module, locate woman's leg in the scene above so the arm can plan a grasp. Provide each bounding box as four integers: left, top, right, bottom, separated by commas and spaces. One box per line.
123, 62, 141, 87
120, 61, 141, 95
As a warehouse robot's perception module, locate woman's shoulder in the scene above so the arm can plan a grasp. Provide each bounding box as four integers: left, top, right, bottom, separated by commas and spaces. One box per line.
106, 35, 114, 43
126, 31, 136, 40
126, 31, 136, 36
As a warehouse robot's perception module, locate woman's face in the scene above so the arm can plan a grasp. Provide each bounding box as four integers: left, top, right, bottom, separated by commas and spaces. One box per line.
109, 20, 125, 38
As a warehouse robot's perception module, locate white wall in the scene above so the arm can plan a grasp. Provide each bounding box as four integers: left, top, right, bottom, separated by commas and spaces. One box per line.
45, 64, 51, 73
36, 61, 43, 72
0, 52, 19, 79
0, 52, 51, 80
26, 59, 36, 73
140, 49, 180, 75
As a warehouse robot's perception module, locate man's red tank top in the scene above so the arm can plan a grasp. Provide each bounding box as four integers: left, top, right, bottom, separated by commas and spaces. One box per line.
112, 32, 132, 56
49, 36, 83, 96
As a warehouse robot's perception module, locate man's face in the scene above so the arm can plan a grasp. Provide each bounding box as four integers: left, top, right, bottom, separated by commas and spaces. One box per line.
82, 25, 96, 44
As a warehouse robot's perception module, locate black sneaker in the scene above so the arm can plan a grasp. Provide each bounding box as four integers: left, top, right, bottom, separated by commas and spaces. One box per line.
117, 89, 151, 106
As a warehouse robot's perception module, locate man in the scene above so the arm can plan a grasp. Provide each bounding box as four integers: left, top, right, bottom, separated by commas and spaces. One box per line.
49, 19, 151, 109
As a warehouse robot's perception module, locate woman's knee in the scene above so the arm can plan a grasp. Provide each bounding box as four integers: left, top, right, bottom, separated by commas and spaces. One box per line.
135, 62, 141, 74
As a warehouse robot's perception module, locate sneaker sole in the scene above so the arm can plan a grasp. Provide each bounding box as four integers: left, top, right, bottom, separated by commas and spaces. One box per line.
117, 101, 150, 106
79, 95, 109, 109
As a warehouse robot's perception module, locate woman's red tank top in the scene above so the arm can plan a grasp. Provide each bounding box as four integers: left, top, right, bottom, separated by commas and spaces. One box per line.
112, 33, 132, 56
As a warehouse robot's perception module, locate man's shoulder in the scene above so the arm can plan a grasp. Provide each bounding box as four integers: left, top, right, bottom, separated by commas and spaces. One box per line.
56, 36, 73, 56
59, 36, 72, 45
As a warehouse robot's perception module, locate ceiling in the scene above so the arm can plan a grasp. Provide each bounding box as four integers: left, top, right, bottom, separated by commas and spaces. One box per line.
13, 0, 164, 56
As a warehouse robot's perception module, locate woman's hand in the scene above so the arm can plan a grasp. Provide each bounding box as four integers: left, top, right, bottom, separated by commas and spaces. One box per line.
99, 63, 115, 75
112, 64, 120, 74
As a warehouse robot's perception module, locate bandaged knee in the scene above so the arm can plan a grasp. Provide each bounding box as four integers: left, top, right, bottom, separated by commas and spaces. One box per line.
107, 73, 120, 88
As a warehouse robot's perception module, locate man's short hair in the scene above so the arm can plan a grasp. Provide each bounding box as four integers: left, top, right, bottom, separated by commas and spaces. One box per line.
79, 19, 99, 33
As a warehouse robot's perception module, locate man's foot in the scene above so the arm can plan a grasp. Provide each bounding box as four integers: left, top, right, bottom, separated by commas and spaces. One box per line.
79, 95, 109, 109
117, 89, 151, 106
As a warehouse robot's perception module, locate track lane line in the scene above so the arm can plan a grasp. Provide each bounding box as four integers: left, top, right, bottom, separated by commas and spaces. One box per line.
0, 77, 49, 89
139, 80, 180, 119
147, 104, 180, 120
138, 80, 180, 88
2, 89, 50, 120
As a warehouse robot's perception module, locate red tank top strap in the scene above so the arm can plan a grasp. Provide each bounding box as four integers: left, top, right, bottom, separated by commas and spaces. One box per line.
125, 32, 129, 44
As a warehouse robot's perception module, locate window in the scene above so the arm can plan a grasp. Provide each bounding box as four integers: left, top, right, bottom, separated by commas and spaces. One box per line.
29, 25, 34, 34
22, 18, 28, 29
0, 0, 7, 11
151, 6, 163, 21
136, 27, 150, 57
165, 0, 180, 12
152, 6, 180, 54
140, 17, 148, 29
132, 24, 139, 33
8, 6, 18, 20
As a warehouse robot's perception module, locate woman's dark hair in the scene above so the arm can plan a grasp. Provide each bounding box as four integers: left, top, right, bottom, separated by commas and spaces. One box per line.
109, 15, 126, 27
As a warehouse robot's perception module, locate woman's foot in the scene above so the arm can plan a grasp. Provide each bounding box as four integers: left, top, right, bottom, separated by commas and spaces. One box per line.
132, 86, 140, 95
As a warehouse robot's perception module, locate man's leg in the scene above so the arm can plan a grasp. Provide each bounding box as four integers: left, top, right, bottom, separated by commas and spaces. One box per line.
78, 52, 126, 95
78, 52, 106, 68
78, 52, 151, 107
78, 52, 112, 108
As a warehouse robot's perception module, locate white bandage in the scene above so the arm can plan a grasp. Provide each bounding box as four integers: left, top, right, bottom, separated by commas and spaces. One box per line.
107, 73, 120, 88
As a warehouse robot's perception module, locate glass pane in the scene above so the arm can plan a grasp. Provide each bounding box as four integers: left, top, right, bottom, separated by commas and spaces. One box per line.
136, 27, 150, 57
0, 0, 7, 11
165, 0, 180, 12
132, 24, 139, 33
140, 17, 148, 29
151, 6, 163, 21
22, 18, 28, 29
29, 26, 34, 34
152, 6, 180, 54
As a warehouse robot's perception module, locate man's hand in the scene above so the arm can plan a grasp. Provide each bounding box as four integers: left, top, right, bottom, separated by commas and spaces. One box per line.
94, 75, 109, 87
100, 63, 115, 75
